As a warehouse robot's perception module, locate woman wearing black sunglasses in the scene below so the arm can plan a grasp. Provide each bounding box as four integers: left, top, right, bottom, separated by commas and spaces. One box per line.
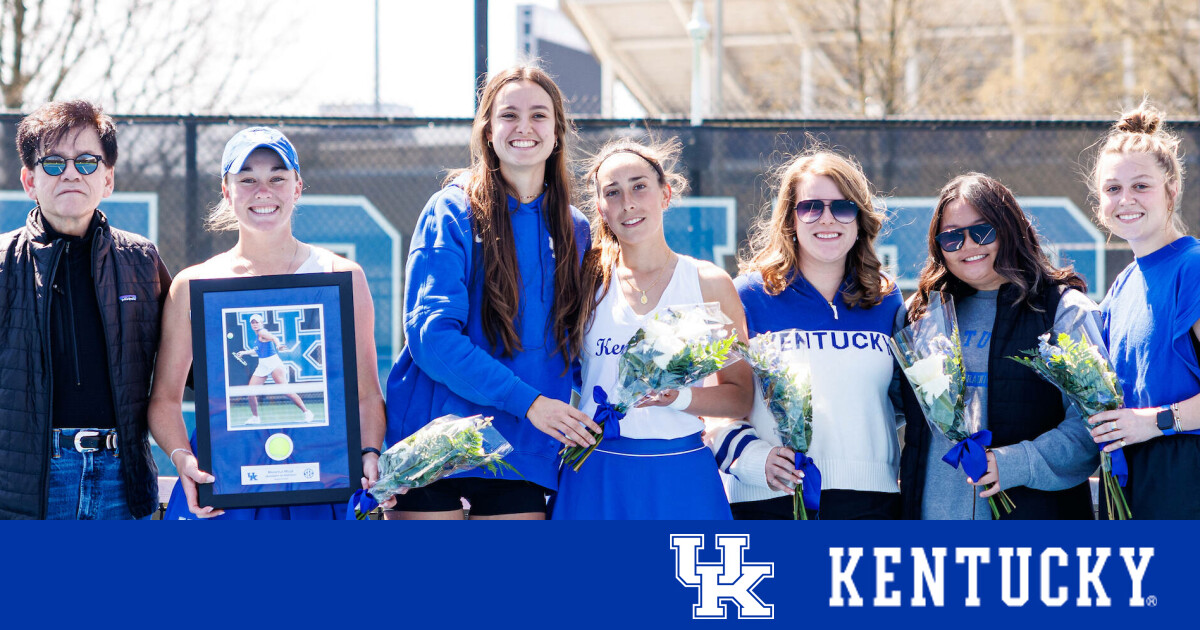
898, 173, 1100, 519
711, 149, 904, 519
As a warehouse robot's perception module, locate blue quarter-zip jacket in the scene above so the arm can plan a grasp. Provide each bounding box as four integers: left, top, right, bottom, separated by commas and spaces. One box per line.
386, 182, 589, 491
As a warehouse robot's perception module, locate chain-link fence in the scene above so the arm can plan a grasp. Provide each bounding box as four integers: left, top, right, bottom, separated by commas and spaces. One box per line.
3, 114, 1188, 273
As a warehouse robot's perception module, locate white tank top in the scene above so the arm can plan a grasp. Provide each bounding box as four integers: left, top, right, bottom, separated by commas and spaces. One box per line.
295, 245, 337, 274
579, 254, 706, 440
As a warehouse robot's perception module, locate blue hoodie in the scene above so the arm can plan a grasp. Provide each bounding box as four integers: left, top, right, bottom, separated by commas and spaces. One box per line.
386, 181, 589, 491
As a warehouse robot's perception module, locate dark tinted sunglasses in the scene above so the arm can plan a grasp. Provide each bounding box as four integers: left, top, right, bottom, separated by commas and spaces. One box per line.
936, 223, 997, 252
36, 153, 102, 176
795, 199, 859, 224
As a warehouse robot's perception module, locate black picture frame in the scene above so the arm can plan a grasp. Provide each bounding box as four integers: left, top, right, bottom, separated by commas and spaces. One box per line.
191, 272, 362, 509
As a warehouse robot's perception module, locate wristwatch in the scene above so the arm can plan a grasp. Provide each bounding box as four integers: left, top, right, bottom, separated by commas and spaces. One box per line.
1157, 405, 1176, 433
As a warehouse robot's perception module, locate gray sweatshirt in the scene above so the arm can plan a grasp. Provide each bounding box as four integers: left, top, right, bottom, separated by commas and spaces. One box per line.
905, 289, 1102, 520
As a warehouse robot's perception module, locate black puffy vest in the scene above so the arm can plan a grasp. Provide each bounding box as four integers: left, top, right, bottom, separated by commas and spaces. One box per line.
0, 209, 169, 519
899, 283, 1094, 520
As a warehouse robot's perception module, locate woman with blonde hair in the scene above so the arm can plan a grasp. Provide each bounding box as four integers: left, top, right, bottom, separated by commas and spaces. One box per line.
150, 126, 386, 519
551, 137, 752, 520
711, 149, 903, 519
1086, 102, 1200, 518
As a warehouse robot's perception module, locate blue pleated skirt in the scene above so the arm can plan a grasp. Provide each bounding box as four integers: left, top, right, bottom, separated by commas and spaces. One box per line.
551, 432, 732, 520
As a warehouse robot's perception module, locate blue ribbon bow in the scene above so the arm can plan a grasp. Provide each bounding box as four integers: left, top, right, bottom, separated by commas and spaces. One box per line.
794, 452, 822, 511
1104, 442, 1129, 487
345, 488, 379, 520
592, 386, 625, 440
942, 430, 993, 481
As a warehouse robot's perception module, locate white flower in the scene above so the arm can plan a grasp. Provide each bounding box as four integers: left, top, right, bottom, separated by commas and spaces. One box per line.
905, 354, 951, 405
781, 349, 810, 384
642, 319, 686, 369
650, 337, 686, 369
641, 318, 671, 344
673, 309, 713, 343
787, 363, 811, 390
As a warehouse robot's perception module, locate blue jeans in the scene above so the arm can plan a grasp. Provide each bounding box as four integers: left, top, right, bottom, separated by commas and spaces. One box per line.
46, 429, 141, 520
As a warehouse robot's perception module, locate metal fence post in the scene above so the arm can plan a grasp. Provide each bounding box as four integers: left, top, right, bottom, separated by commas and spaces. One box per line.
184, 117, 205, 264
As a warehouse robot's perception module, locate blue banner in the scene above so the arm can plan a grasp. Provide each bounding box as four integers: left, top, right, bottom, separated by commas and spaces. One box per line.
0, 520, 1187, 627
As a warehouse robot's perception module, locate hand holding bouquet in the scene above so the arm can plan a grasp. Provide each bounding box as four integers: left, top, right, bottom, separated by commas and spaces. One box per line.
743, 330, 821, 519
889, 292, 1015, 519
1008, 323, 1131, 519
562, 302, 740, 471
368, 414, 516, 503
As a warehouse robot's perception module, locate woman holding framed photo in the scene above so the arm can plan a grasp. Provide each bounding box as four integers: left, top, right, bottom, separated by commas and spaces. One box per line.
149, 126, 386, 519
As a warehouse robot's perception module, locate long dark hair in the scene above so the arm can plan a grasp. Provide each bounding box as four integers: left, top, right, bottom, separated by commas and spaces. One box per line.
452, 65, 584, 364
908, 173, 1086, 321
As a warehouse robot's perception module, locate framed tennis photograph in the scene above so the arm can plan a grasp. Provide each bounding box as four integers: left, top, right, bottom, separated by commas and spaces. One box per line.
190, 272, 362, 509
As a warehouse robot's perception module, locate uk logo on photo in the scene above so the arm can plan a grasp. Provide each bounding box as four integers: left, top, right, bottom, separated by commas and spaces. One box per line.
670, 534, 774, 620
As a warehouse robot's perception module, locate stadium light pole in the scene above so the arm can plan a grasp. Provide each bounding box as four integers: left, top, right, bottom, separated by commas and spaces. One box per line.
687, 1, 710, 126
712, 0, 723, 117
475, 0, 488, 110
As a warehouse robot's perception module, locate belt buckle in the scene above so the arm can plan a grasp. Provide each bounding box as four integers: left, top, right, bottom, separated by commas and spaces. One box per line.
74, 430, 101, 453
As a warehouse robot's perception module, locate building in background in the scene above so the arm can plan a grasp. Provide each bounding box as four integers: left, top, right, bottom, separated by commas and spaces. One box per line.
518, 3, 609, 116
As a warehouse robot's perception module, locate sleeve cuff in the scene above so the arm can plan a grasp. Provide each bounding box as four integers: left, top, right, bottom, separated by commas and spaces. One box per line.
502, 380, 542, 421
991, 443, 1032, 491
729, 439, 775, 490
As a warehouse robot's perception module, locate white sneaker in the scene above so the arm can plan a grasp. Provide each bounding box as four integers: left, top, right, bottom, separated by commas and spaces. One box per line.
303, 410, 314, 422
246, 415, 260, 425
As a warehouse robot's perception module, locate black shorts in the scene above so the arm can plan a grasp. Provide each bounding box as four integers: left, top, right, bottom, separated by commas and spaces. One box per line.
390, 477, 549, 516
731, 490, 901, 520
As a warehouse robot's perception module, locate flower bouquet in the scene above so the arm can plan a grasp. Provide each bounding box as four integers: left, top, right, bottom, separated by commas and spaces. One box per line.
888, 292, 1015, 519
1008, 323, 1131, 519
743, 330, 821, 519
368, 414, 517, 503
562, 302, 740, 472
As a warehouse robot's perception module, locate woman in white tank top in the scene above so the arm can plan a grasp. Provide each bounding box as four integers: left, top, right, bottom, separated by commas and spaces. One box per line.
149, 127, 387, 520
551, 138, 753, 520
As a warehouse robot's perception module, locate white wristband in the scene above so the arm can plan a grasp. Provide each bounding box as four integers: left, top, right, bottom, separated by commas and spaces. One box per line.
667, 387, 693, 411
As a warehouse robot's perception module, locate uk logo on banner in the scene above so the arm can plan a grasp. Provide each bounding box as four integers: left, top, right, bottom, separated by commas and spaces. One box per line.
670, 534, 774, 620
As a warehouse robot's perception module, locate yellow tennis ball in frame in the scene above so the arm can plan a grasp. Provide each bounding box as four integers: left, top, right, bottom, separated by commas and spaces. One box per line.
265, 433, 294, 461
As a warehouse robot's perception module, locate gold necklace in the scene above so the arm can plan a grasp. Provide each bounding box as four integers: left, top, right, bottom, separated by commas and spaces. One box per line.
519, 192, 540, 202
622, 252, 674, 305
241, 239, 302, 276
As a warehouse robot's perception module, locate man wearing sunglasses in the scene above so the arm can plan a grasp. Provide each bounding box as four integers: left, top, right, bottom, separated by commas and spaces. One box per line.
0, 100, 171, 519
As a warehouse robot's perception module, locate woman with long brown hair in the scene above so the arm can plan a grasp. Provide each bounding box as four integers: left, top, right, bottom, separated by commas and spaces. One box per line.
712, 149, 904, 519
384, 65, 599, 520
898, 173, 1099, 519
551, 137, 752, 520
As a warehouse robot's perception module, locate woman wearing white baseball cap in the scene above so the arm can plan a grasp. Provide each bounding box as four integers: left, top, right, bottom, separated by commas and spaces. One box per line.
149, 126, 387, 519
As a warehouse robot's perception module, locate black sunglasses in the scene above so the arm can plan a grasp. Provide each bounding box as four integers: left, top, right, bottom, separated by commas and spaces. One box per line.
936, 223, 997, 252
36, 153, 102, 176
795, 199, 859, 224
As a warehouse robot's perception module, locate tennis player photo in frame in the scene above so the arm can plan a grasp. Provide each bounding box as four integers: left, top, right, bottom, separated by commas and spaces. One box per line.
225, 306, 329, 431
190, 272, 363, 509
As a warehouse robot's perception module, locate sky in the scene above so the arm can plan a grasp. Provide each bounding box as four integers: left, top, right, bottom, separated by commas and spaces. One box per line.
240, 0, 561, 117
